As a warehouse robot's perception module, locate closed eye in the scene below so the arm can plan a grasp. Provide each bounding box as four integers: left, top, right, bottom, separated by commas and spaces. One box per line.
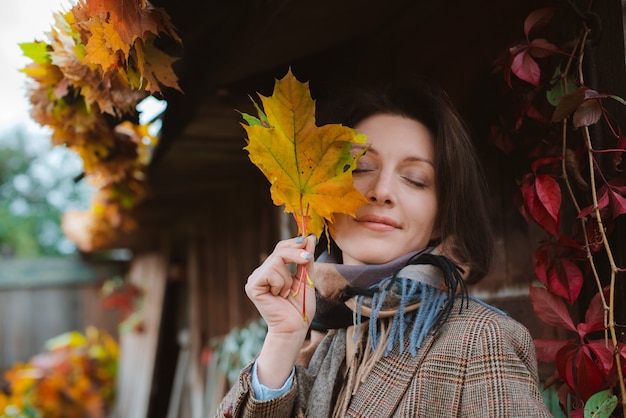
403, 177, 426, 188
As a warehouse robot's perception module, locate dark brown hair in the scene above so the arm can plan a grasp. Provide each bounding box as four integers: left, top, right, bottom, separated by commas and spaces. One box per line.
321, 77, 494, 284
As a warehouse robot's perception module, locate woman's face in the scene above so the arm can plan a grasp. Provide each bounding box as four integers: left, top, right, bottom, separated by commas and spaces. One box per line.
331, 113, 439, 265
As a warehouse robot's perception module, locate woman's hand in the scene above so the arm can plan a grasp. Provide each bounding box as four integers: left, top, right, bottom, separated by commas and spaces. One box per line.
245, 235, 317, 336
245, 235, 317, 389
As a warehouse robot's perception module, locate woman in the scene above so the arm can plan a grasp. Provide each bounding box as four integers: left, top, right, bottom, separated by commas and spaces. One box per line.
216, 79, 551, 417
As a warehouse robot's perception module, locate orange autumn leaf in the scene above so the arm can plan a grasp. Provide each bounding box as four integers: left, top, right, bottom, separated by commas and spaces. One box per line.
75, 0, 182, 92
83, 17, 128, 71
242, 69, 368, 238
75, 0, 180, 51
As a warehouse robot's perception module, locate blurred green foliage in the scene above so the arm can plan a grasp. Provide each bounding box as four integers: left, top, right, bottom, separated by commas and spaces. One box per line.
0, 125, 91, 257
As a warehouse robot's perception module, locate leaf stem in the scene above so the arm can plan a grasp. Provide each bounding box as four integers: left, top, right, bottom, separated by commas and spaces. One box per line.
292, 196, 311, 322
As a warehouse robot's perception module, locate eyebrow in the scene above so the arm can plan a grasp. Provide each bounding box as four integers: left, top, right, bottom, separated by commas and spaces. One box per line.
352, 144, 434, 167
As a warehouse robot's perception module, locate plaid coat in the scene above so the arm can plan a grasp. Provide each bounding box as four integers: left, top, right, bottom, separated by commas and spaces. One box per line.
215, 298, 552, 417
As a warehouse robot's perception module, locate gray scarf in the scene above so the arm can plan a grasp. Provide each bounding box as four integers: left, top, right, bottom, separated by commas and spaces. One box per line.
312, 247, 467, 356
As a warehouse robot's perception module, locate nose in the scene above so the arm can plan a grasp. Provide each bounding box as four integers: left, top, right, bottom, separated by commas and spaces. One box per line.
364, 172, 394, 206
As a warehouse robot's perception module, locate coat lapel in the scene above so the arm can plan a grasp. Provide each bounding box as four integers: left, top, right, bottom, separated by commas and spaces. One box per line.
346, 331, 437, 417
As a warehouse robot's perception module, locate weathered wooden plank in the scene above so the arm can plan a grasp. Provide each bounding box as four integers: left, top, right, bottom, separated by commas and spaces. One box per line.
187, 236, 206, 418
113, 249, 168, 418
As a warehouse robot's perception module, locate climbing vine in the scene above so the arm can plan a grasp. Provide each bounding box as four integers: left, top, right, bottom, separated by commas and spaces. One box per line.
490, 2, 625, 416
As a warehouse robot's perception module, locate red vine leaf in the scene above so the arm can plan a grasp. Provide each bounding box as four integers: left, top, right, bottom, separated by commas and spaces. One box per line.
528, 38, 561, 59
534, 165, 562, 235
573, 99, 602, 128
533, 243, 583, 304
552, 87, 587, 123
524, 8, 557, 39
553, 87, 625, 125
521, 172, 561, 236
580, 178, 626, 221
530, 156, 561, 175
585, 341, 617, 381
511, 50, 541, 86
605, 178, 626, 219
530, 286, 576, 331
585, 288, 608, 327
556, 341, 614, 401
534, 338, 570, 363
556, 257, 584, 303
578, 189, 609, 218
506, 8, 559, 87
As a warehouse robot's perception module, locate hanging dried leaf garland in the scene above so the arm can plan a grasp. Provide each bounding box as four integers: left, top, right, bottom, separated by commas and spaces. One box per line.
20, 0, 182, 251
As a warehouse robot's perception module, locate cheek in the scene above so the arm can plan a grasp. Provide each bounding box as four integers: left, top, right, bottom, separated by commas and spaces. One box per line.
352, 177, 367, 195
329, 213, 349, 239
408, 196, 438, 229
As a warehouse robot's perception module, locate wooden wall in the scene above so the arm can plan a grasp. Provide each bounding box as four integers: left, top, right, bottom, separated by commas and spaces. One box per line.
113, 164, 282, 418
0, 257, 124, 376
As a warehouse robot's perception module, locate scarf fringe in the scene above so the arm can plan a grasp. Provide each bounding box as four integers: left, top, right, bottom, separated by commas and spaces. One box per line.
335, 279, 449, 418
327, 253, 467, 417
354, 278, 449, 358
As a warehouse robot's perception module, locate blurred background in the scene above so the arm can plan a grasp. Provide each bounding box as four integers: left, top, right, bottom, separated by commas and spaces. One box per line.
0, 0, 90, 258
0, 2, 125, 415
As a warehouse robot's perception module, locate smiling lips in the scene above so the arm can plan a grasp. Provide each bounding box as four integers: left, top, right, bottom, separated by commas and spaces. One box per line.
356, 214, 399, 231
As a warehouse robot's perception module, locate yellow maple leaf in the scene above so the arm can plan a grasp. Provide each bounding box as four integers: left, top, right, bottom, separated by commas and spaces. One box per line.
242, 69, 368, 238
83, 18, 128, 71
133, 39, 182, 93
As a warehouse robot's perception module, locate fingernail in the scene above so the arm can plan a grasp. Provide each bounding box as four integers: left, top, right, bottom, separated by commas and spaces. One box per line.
295, 235, 305, 244
300, 251, 313, 261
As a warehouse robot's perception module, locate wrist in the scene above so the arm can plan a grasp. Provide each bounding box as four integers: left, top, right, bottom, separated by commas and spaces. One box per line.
256, 329, 307, 389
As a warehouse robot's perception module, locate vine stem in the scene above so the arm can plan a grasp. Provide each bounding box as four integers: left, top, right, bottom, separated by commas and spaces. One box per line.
560, 120, 609, 324
561, 7, 625, 412
583, 126, 626, 411
558, 26, 610, 328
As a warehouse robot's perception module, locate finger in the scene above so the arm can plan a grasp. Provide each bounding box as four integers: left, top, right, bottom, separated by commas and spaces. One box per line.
275, 235, 308, 250
303, 234, 317, 256
246, 240, 314, 299
269, 239, 313, 265
273, 246, 314, 267
246, 262, 291, 298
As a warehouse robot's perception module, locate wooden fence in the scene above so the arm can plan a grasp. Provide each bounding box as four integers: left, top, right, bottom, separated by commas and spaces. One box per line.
0, 257, 126, 375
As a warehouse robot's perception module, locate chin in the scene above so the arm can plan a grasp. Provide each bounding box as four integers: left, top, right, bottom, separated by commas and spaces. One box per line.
353, 251, 397, 265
